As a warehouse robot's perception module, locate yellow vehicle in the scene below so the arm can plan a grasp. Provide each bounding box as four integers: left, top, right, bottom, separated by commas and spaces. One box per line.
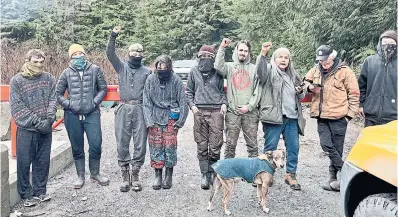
341, 120, 397, 217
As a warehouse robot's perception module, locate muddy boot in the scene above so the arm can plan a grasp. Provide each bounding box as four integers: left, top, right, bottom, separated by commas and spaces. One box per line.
73, 159, 85, 189
162, 167, 173, 189
322, 171, 339, 191
153, 168, 162, 190
131, 168, 142, 192
284, 173, 301, 190
201, 172, 210, 190
120, 168, 130, 192
89, 159, 110, 186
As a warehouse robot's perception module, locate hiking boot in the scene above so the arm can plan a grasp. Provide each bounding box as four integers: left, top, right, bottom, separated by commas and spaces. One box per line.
322, 171, 340, 192
89, 159, 110, 186
162, 167, 173, 189
153, 168, 162, 190
120, 168, 130, 192
73, 159, 85, 189
201, 172, 210, 190
23, 197, 40, 207
33, 194, 51, 202
131, 168, 142, 192
284, 173, 301, 190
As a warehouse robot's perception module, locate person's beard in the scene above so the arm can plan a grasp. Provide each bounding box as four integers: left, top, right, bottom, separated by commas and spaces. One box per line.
238, 55, 247, 62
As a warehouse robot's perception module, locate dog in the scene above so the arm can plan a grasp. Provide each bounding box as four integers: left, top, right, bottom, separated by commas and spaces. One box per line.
207, 149, 286, 215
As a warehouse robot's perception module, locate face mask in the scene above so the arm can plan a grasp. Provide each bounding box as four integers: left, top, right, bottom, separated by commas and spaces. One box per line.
381, 44, 397, 61
157, 69, 171, 82
22, 62, 44, 77
128, 56, 143, 69
198, 59, 214, 72
71, 56, 87, 71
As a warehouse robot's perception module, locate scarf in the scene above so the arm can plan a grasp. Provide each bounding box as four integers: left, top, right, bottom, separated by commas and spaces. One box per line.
128, 56, 143, 69
21, 62, 44, 77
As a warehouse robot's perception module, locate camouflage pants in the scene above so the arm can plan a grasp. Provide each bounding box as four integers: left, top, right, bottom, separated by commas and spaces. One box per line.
225, 110, 259, 158
148, 119, 178, 169
193, 109, 224, 173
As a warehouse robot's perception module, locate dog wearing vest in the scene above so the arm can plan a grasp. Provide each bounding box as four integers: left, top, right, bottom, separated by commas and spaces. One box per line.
207, 149, 286, 215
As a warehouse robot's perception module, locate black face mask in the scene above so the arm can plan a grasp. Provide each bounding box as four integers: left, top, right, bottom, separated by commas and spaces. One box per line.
128, 56, 143, 69
157, 69, 171, 82
198, 59, 214, 72
381, 44, 397, 61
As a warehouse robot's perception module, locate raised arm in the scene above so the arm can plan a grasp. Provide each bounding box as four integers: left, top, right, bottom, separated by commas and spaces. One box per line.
106, 26, 124, 72
214, 38, 232, 78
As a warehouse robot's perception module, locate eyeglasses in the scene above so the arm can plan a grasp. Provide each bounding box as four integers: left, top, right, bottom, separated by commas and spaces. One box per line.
31, 60, 44, 64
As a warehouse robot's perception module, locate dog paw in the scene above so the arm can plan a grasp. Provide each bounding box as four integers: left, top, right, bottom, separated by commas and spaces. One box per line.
207, 202, 212, 211
262, 207, 270, 213
225, 210, 232, 216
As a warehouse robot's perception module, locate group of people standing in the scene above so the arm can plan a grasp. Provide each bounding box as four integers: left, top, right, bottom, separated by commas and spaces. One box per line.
10, 27, 397, 207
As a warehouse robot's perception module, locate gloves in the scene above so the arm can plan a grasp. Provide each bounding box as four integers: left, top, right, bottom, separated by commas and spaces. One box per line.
35, 118, 52, 134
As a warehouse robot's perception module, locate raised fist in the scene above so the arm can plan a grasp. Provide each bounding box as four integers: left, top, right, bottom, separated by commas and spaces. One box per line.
112, 26, 122, 34
220, 38, 232, 48
261, 42, 272, 56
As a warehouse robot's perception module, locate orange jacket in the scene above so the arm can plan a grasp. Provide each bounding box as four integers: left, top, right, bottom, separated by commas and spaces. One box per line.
304, 62, 360, 120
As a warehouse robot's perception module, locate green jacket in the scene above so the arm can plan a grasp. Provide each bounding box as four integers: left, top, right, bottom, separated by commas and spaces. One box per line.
215, 46, 262, 114
256, 55, 306, 135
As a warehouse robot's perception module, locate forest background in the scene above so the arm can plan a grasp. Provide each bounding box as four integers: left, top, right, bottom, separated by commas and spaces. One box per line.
1, 0, 396, 84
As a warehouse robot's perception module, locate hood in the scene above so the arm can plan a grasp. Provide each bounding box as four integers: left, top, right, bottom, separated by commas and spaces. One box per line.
377, 30, 397, 57
232, 42, 251, 64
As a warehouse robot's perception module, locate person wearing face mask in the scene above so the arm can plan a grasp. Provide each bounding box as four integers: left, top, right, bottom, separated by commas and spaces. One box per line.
214, 38, 262, 159
303, 45, 359, 192
143, 55, 189, 190
106, 26, 152, 192
256, 44, 306, 191
10, 49, 57, 207
56, 44, 109, 189
185, 45, 227, 190
358, 30, 397, 127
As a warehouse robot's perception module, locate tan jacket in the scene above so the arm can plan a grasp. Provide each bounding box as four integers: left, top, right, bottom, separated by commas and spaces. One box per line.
304, 62, 360, 119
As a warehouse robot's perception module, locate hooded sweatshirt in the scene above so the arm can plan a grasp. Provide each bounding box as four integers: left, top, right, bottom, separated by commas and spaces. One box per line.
214, 45, 261, 113
358, 31, 397, 124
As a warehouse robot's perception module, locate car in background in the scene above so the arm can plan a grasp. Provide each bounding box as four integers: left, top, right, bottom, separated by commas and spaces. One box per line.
173, 60, 197, 84
340, 120, 397, 217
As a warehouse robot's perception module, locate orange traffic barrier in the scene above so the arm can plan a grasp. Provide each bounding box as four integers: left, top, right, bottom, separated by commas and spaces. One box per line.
1, 84, 312, 157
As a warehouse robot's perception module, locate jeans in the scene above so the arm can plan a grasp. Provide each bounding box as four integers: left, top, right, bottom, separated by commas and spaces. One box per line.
64, 112, 103, 160
262, 117, 299, 173
16, 128, 52, 199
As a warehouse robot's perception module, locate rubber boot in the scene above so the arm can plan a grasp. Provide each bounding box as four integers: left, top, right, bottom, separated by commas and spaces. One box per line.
153, 168, 162, 190
162, 167, 173, 189
201, 172, 210, 190
73, 159, 85, 189
131, 167, 142, 192
120, 168, 130, 192
89, 158, 110, 186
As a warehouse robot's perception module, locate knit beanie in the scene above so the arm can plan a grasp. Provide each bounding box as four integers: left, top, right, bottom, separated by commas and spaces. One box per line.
68, 44, 85, 58
197, 45, 215, 58
380, 30, 397, 43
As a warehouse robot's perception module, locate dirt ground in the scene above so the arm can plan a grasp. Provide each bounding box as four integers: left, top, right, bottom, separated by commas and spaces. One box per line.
12, 107, 363, 217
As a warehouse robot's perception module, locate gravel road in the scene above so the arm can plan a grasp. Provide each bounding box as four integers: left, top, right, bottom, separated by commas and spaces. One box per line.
12, 107, 362, 217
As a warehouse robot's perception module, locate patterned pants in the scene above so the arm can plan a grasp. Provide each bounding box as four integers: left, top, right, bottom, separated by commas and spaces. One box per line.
148, 119, 178, 169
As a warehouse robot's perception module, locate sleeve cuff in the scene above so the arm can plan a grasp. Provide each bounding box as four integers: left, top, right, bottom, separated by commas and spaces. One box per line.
246, 104, 254, 112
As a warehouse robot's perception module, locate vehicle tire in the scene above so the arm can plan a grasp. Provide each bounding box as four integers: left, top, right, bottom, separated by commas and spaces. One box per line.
353, 193, 397, 217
